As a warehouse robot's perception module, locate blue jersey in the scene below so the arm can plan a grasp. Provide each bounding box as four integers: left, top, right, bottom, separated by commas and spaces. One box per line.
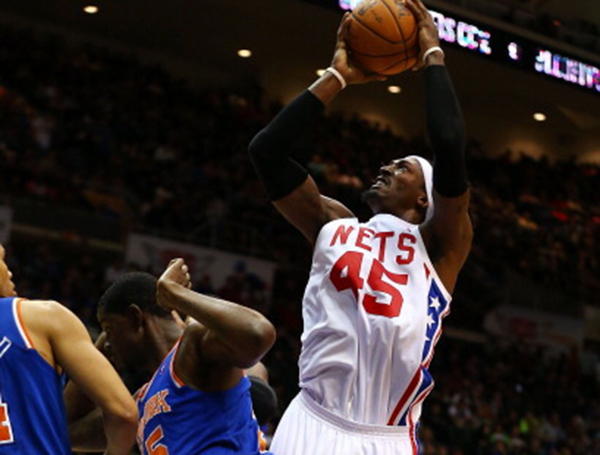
136, 343, 268, 455
0, 297, 70, 454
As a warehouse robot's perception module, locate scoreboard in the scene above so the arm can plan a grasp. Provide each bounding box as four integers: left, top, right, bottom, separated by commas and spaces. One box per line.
304, 0, 600, 94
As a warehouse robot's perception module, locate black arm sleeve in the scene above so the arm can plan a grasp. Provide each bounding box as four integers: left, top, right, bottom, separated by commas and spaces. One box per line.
426, 65, 468, 198
248, 90, 325, 201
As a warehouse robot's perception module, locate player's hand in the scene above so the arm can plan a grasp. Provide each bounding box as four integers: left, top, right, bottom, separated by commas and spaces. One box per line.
405, 0, 443, 70
157, 258, 192, 311
331, 13, 387, 85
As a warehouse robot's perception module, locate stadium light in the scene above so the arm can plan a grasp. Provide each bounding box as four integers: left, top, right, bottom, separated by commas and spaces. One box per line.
83, 5, 99, 14
237, 49, 252, 58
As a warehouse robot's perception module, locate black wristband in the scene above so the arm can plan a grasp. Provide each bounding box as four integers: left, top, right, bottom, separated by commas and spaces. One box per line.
426, 65, 468, 198
249, 91, 324, 200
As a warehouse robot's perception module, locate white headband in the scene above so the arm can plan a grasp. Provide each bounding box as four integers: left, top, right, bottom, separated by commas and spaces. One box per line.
405, 155, 434, 223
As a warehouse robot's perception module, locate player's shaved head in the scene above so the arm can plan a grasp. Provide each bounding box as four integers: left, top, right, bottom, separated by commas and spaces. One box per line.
98, 272, 170, 318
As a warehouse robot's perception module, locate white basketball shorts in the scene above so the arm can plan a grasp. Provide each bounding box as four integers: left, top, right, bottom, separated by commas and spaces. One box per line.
270, 391, 418, 455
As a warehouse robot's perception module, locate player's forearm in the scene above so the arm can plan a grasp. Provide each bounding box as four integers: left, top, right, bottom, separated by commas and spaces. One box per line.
103, 409, 138, 455
68, 408, 106, 452
158, 281, 276, 365
425, 63, 468, 197
64, 379, 97, 424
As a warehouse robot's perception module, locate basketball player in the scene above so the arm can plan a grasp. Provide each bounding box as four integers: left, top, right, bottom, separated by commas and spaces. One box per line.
68, 261, 276, 454
0, 245, 137, 454
248, 0, 471, 453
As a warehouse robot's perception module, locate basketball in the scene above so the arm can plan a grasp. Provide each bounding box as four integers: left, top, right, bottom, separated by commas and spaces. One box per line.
347, 0, 419, 75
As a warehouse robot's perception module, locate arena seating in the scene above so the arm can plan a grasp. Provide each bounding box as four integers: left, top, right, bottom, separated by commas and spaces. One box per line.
0, 25, 598, 454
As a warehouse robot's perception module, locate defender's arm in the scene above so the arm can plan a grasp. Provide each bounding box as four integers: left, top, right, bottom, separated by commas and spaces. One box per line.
156, 259, 276, 391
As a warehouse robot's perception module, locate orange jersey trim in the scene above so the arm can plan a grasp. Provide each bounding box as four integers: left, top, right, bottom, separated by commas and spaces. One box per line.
169, 341, 186, 388
15, 298, 35, 350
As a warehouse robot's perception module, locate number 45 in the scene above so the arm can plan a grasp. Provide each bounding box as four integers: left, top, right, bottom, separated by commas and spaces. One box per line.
329, 251, 408, 318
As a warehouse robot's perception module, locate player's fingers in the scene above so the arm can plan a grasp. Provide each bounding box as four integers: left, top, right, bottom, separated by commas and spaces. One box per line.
405, 0, 427, 23
337, 12, 349, 38
169, 258, 183, 268
404, 0, 420, 20
337, 13, 351, 48
407, 0, 427, 14
415, 0, 433, 22
182, 264, 188, 273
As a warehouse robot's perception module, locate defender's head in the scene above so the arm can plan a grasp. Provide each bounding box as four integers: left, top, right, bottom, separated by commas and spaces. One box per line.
0, 245, 16, 298
97, 272, 171, 373
363, 156, 434, 224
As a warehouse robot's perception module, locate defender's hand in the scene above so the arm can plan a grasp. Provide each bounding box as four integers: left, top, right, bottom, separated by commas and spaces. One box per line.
157, 258, 192, 311
331, 13, 387, 85
405, 0, 443, 69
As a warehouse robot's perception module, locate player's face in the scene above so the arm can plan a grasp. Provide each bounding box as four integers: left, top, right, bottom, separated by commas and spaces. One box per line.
97, 310, 142, 373
0, 246, 16, 298
364, 157, 427, 217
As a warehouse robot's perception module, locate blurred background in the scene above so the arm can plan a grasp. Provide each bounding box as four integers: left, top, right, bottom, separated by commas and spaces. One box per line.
0, 0, 598, 453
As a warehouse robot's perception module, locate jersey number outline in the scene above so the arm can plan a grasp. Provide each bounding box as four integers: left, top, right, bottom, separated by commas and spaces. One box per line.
146, 425, 169, 455
330, 251, 408, 318
0, 395, 14, 445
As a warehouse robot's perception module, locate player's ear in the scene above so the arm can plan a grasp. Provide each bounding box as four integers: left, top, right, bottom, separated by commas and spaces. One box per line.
126, 304, 144, 330
417, 194, 429, 211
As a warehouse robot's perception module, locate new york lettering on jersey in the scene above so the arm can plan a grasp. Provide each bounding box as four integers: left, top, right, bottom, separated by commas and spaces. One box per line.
0, 297, 71, 455
136, 344, 266, 455
299, 214, 451, 431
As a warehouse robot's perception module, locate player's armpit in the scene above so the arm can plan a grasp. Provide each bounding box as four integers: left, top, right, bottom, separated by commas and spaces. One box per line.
43, 302, 138, 455
422, 190, 473, 293
273, 178, 354, 243
170, 325, 245, 392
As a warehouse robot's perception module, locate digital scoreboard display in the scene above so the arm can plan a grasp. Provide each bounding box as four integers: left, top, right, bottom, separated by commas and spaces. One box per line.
304, 0, 600, 94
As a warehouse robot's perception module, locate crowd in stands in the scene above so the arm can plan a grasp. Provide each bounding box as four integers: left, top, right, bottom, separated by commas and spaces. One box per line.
0, 25, 599, 454
421, 338, 600, 454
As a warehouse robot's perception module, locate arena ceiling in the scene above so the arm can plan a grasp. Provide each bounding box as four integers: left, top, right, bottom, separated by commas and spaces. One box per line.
0, 0, 599, 160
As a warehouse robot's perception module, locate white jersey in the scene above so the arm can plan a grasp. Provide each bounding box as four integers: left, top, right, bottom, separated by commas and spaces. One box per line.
299, 213, 451, 430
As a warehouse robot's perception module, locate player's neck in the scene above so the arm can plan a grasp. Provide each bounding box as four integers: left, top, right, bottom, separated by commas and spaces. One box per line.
145, 319, 183, 372
373, 208, 423, 224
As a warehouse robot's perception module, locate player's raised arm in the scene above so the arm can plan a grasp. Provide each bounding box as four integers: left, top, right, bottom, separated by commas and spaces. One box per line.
35, 301, 138, 455
156, 259, 276, 390
248, 13, 384, 243
407, 0, 473, 293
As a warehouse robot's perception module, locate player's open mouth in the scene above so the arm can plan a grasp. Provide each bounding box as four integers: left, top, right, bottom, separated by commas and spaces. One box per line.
372, 175, 388, 187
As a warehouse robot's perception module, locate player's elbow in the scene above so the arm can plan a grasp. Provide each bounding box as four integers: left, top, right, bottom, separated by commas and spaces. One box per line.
248, 128, 274, 161
255, 318, 277, 354
103, 398, 138, 429
238, 319, 276, 368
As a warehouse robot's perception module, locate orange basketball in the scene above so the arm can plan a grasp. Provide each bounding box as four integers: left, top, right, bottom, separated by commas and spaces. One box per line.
347, 0, 419, 75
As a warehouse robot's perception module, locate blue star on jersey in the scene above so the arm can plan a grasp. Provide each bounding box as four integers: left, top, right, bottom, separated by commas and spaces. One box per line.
421, 280, 450, 367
